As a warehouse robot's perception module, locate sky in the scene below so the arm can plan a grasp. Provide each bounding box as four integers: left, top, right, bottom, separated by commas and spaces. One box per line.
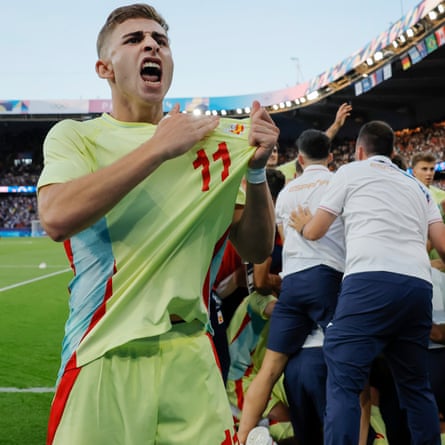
0, 0, 422, 101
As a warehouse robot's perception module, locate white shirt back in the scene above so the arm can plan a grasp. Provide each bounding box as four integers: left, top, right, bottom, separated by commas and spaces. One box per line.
319, 156, 442, 282
276, 164, 345, 277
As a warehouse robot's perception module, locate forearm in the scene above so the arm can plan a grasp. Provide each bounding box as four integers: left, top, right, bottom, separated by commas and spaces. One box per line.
38, 141, 165, 241
230, 181, 275, 264
325, 121, 342, 141
238, 350, 288, 444
291, 207, 337, 241
237, 377, 272, 444
325, 102, 352, 140
255, 274, 281, 296
301, 217, 324, 240
253, 258, 280, 295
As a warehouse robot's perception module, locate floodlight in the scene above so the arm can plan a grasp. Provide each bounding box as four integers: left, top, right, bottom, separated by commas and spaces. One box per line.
374, 51, 383, 62
429, 10, 438, 20
306, 91, 319, 101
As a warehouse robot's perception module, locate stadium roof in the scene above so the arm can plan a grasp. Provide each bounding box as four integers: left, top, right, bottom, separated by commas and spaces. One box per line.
274, 41, 445, 142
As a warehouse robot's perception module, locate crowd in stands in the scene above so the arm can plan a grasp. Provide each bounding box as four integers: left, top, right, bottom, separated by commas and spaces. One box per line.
278, 120, 445, 181
0, 195, 37, 229
0, 163, 41, 230
1, 120, 445, 230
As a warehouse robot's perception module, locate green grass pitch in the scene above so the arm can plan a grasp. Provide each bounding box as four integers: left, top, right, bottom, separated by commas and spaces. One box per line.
0, 237, 70, 444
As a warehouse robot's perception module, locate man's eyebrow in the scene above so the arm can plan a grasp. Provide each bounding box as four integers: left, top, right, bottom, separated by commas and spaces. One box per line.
121, 30, 144, 40
121, 30, 169, 41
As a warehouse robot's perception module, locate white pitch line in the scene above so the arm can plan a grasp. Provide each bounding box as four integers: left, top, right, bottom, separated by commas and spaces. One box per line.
0, 387, 55, 393
0, 268, 71, 293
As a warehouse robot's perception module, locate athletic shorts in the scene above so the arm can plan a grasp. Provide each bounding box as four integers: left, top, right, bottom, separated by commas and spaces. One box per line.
48, 320, 238, 445
268, 265, 343, 355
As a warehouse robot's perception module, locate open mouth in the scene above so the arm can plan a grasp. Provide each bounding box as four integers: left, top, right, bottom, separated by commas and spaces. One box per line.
141, 61, 162, 83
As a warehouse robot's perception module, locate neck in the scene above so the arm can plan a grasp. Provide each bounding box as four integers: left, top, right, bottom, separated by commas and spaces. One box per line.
110, 95, 164, 124
303, 159, 329, 169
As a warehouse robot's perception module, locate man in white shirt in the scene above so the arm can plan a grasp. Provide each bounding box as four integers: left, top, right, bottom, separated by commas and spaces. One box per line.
238, 129, 345, 444
292, 120, 445, 445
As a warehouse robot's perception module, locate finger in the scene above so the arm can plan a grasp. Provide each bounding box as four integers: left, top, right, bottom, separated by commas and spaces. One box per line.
250, 100, 260, 116
170, 103, 181, 115
191, 115, 220, 138
252, 107, 276, 127
161, 103, 180, 122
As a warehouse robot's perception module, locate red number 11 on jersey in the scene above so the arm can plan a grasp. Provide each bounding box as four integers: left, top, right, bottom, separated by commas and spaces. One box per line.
193, 142, 231, 191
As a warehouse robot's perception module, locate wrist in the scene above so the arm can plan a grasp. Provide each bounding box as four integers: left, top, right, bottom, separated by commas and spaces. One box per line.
299, 224, 306, 237
246, 167, 266, 184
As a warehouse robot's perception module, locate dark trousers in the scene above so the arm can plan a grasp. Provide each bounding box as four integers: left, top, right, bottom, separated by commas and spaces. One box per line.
284, 347, 326, 445
323, 272, 440, 445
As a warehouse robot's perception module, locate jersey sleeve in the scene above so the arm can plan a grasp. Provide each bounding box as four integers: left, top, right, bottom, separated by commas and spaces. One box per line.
37, 120, 95, 189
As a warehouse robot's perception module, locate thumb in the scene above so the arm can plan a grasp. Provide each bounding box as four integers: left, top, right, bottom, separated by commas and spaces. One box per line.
161, 103, 180, 122
170, 103, 180, 115
250, 100, 261, 117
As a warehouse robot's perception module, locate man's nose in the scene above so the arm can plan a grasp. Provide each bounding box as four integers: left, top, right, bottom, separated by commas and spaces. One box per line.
143, 37, 159, 53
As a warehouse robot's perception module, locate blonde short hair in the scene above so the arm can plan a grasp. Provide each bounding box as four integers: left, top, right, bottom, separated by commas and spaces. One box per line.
96, 3, 169, 56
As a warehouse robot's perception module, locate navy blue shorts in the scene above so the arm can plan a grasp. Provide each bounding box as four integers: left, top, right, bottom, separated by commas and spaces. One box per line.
267, 265, 343, 355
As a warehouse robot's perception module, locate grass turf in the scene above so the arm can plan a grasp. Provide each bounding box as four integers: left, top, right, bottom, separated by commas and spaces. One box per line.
0, 237, 70, 444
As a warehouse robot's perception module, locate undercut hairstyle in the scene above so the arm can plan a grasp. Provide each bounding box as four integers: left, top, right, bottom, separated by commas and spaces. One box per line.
296, 129, 331, 160
96, 3, 169, 57
356, 121, 394, 157
411, 151, 437, 168
266, 168, 285, 201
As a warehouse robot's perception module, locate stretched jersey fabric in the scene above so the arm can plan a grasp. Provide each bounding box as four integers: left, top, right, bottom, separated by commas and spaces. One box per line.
37, 113, 254, 381
226, 291, 276, 382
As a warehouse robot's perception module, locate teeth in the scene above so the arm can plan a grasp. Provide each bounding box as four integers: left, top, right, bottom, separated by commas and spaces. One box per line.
142, 61, 160, 69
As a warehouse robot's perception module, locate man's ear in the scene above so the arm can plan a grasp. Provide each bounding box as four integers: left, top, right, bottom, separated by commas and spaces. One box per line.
297, 153, 305, 168
355, 145, 365, 161
96, 59, 114, 80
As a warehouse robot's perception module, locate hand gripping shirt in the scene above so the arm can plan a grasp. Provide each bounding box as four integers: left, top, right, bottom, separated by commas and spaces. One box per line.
37, 113, 255, 379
